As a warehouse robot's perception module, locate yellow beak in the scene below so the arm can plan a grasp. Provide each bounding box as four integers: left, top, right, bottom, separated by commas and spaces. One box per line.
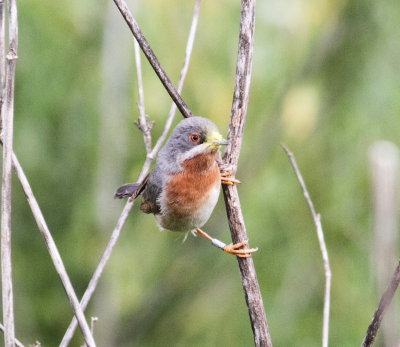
206, 131, 228, 148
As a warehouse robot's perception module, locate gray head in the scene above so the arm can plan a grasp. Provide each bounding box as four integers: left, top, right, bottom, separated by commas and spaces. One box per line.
158, 116, 227, 171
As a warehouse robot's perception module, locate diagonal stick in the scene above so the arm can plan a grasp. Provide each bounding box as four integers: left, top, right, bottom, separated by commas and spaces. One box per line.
59, 1, 201, 345
112, 0, 193, 119
9, 151, 96, 347
0, 322, 24, 347
114, 0, 272, 345
361, 261, 400, 347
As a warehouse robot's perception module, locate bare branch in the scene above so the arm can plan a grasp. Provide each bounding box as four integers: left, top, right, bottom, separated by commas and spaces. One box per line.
59, 1, 201, 345
220, 1, 272, 346
133, 40, 152, 153
1, 0, 18, 344
1, 3, 94, 345
107, 0, 272, 345
8, 152, 96, 347
362, 261, 400, 346
369, 141, 399, 345
0, 322, 25, 347
112, 0, 193, 119
59, 199, 135, 347
281, 144, 331, 347
0, 0, 6, 121
149, 0, 200, 159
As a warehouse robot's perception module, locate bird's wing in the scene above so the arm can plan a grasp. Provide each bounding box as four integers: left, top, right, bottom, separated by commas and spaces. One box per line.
114, 174, 149, 199
140, 167, 163, 214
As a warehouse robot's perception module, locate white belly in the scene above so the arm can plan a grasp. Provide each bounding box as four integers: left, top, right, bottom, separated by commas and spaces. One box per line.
157, 181, 221, 232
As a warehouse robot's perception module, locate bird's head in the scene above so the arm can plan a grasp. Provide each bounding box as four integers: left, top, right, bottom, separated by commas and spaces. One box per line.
160, 117, 228, 165
164, 116, 227, 163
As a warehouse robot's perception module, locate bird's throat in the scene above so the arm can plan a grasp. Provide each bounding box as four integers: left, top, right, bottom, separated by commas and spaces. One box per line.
181, 152, 218, 173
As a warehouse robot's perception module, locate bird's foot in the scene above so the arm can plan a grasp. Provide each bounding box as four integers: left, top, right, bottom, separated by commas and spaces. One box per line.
223, 240, 258, 258
220, 167, 241, 185
195, 228, 258, 258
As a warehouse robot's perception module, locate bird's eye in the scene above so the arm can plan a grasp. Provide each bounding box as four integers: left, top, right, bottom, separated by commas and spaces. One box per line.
189, 132, 201, 144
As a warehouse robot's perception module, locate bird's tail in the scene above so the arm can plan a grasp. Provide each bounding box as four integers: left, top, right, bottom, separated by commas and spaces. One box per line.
114, 174, 149, 200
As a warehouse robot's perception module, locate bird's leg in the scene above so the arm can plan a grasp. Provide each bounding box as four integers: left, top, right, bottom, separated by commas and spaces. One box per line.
194, 228, 258, 258
219, 164, 241, 185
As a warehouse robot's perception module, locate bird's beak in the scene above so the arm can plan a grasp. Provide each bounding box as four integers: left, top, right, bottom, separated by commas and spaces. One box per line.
207, 131, 228, 148
212, 139, 228, 146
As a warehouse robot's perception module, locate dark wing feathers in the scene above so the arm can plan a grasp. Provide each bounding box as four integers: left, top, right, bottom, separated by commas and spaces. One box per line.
140, 166, 163, 214
114, 173, 149, 200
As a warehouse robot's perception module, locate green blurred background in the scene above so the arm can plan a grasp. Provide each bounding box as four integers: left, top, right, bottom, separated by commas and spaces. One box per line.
4, 0, 400, 345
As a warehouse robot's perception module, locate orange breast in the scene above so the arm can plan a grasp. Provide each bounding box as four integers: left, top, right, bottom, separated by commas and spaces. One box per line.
159, 152, 221, 231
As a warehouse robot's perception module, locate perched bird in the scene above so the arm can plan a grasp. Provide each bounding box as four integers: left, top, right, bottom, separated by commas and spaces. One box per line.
115, 116, 257, 257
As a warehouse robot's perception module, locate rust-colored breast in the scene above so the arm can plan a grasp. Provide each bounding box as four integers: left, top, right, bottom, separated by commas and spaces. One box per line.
164, 152, 220, 218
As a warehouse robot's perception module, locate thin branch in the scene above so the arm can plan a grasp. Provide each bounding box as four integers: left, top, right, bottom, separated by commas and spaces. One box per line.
0, 0, 6, 123
109, 0, 272, 345
7, 151, 96, 347
220, 1, 272, 346
1, 0, 18, 345
362, 261, 400, 347
148, 0, 200, 159
0, 322, 24, 347
133, 40, 152, 153
112, 0, 193, 119
115, 0, 272, 344
281, 144, 331, 347
368, 141, 399, 345
1, 3, 94, 345
59, 1, 201, 345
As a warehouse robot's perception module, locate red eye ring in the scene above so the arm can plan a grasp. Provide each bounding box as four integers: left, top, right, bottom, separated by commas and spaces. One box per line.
189, 132, 201, 144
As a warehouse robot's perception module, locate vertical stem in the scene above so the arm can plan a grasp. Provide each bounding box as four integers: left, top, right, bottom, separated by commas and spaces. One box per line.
1, 0, 17, 345
134, 40, 152, 153
369, 141, 399, 345
0, 322, 24, 347
0, 3, 95, 344
222, 0, 272, 346
0, 0, 6, 116
281, 144, 331, 347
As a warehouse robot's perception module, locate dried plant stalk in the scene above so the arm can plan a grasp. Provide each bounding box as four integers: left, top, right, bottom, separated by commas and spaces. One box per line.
281, 144, 331, 347
1, 0, 18, 345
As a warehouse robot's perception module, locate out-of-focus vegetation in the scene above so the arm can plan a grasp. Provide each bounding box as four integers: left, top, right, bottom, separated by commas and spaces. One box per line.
3, 0, 400, 345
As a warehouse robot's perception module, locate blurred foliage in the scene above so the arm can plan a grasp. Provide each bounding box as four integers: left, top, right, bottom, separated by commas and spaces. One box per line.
1, 0, 400, 345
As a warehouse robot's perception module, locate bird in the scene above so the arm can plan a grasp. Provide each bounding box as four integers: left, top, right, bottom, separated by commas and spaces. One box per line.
115, 116, 257, 257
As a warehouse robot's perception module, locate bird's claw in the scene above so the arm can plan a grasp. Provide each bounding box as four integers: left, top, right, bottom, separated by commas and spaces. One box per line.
223, 240, 258, 258
220, 168, 241, 185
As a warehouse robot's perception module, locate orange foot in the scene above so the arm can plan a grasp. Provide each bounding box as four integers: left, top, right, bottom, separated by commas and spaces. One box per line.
220, 168, 241, 185
223, 240, 258, 258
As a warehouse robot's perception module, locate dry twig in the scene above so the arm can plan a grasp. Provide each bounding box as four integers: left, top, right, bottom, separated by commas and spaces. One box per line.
59, 1, 201, 345
0, 0, 6, 115
0, 322, 24, 347
1, 2, 95, 346
9, 153, 96, 347
281, 144, 331, 347
1, 0, 18, 345
369, 141, 399, 345
361, 261, 400, 346
113, 0, 193, 119
111, 0, 272, 345
133, 39, 152, 153
220, 1, 272, 346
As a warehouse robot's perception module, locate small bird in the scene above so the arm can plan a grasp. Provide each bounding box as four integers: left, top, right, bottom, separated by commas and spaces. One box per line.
115, 116, 257, 257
